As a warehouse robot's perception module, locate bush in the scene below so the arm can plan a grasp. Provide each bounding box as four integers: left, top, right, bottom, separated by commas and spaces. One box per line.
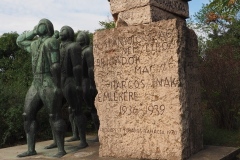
200, 44, 240, 129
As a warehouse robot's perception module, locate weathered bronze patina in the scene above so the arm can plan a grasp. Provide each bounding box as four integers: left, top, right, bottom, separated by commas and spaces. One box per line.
77, 32, 100, 142
16, 18, 66, 158
59, 26, 88, 148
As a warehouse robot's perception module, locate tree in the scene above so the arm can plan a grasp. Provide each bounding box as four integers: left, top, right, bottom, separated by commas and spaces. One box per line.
200, 42, 240, 129
190, 0, 240, 129
0, 32, 33, 147
195, 0, 240, 38
207, 0, 240, 22
188, 0, 240, 57
0, 32, 19, 59
96, 19, 115, 31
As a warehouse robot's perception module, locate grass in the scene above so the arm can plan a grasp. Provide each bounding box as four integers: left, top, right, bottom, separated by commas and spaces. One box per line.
203, 110, 240, 147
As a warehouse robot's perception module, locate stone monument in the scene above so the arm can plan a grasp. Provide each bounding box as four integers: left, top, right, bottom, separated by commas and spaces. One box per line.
93, 0, 202, 159
109, 0, 191, 26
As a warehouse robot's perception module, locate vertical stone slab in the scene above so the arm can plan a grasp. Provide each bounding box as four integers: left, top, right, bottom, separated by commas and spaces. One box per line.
185, 29, 203, 155
93, 19, 197, 159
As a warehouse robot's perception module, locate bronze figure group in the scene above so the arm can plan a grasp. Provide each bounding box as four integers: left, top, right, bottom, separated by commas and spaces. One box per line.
16, 19, 98, 158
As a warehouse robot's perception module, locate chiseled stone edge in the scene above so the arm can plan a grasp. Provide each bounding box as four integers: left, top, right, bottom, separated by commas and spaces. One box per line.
110, 0, 189, 18
118, 5, 181, 26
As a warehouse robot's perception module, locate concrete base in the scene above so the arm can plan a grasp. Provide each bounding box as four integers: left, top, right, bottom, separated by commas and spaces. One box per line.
189, 145, 240, 160
0, 135, 239, 160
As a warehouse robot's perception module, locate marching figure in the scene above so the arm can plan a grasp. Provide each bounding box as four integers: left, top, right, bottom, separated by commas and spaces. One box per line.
16, 18, 66, 158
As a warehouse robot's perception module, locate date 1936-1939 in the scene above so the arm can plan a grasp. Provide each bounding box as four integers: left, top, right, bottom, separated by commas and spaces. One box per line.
120, 104, 165, 117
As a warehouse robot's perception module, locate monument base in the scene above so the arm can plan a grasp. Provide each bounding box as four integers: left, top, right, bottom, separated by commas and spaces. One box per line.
0, 139, 239, 160
94, 19, 202, 159
189, 145, 240, 160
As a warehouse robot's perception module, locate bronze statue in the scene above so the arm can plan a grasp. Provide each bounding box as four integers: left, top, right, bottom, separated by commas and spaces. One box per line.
16, 18, 66, 158
46, 106, 80, 146
53, 30, 60, 39
59, 26, 88, 148
65, 106, 80, 142
45, 26, 85, 148
76, 32, 99, 141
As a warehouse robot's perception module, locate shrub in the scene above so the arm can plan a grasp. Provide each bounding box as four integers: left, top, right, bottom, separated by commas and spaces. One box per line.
200, 44, 240, 129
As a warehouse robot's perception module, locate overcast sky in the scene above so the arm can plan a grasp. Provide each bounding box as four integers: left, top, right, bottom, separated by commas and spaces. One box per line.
0, 0, 209, 35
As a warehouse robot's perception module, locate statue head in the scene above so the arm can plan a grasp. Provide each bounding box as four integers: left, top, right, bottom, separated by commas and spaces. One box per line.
76, 32, 90, 46
37, 19, 54, 37
59, 26, 74, 41
53, 30, 60, 39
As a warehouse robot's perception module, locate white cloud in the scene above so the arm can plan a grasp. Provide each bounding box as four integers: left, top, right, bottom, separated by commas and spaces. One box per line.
0, 0, 112, 35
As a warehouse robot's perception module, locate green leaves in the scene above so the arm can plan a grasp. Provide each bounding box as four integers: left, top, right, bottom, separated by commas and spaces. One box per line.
206, 0, 240, 23
208, 0, 239, 14
0, 32, 19, 58
0, 32, 32, 147
97, 20, 115, 31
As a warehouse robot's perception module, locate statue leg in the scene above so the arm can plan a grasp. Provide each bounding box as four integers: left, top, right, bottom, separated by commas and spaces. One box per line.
74, 110, 88, 149
45, 98, 66, 149
44, 119, 57, 149
91, 110, 100, 142
49, 114, 66, 157
66, 106, 80, 142
17, 85, 42, 157
83, 79, 99, 142
41, 84, 66, 157
63, 81, 88, 149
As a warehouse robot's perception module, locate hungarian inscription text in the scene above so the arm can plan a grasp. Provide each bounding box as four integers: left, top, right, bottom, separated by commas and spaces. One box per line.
94, 20, 180, 126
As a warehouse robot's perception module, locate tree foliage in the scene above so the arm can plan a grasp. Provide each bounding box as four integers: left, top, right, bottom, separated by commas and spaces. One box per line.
96, 19, 115, 31
207, 0, 240, 22
200, 43, 240, 129
191, 0, 240, 129
0, 33, 19, 58
193, 0, 240, 38
0, 32, 33, 147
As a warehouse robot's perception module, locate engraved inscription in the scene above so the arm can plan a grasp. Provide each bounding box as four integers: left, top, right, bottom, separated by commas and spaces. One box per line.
152, 77, 180, 88
106, 80, 146, 89
119, 104, 165, 117
93, 18, 201, 160
97, 91, 139, 102
94, 28, 177, 54
100, 127, 178, 136
96, 56, 140, 67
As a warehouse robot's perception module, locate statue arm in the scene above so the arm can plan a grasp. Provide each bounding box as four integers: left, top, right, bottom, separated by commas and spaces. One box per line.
16, 27, 37, 53
70, 44, 82, 87
85, 47, 96, 87
48, 38, 61, 88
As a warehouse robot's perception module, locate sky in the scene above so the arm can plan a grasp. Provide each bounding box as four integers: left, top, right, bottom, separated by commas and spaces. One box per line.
0, 0, 209, 35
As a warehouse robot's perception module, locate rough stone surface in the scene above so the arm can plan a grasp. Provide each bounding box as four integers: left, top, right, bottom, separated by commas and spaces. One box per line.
185, 28, 203, 155
110, 0, 189, 18
93, 19, 202, 159
118, 5, 179, 26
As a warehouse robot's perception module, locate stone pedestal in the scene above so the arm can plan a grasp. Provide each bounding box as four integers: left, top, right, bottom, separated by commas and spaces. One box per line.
109, 0, 189, 26
93, 19, 202, 160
